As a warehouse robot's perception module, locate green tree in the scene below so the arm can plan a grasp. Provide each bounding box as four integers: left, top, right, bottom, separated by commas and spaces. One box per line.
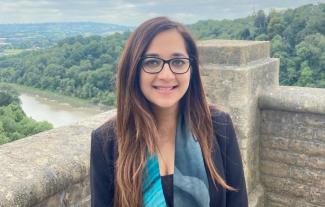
267, 10, 285, 39
254, 10, 267, 35
297, 61, 313, 87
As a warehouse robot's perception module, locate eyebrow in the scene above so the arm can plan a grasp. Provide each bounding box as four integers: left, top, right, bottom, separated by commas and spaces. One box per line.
144, 53, 187, 58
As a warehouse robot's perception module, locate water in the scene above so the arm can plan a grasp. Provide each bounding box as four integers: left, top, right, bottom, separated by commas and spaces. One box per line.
19, 93, 106, 128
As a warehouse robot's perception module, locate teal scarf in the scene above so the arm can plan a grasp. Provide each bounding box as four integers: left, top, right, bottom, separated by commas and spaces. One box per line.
143, 114, 210, 207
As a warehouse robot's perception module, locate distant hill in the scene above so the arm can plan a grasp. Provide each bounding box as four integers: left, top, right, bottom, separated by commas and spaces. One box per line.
0, 22, 131, 49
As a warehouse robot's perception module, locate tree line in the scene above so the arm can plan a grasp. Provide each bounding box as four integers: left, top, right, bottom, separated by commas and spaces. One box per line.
0, 32, 131, 106
189, 3, 325, 87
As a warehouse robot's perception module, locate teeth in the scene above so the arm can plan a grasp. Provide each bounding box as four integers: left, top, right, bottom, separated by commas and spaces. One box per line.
154, 86, 175, 91
156, 87, 173, 90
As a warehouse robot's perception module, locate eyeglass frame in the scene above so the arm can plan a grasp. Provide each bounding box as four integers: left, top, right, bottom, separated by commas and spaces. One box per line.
139, 56, 192, 74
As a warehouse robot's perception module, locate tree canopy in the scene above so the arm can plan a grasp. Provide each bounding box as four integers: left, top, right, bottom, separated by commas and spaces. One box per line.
189, 3, 325, 88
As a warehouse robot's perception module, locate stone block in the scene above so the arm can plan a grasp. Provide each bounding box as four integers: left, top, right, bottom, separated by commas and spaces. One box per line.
266, 192, 321, 207
289, 167, 325, 187
288, 139, 325, 156
261, 135, 290, 150
198, 40, 270, 66
260, 160, 289, 177
259, 86, 325, 115
0, 110, 116, 207
261, 148, 325, 170
261, 110, 325, 142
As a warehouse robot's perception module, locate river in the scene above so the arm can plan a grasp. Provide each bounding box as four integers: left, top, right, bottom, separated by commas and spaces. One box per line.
19, 93, 106, 128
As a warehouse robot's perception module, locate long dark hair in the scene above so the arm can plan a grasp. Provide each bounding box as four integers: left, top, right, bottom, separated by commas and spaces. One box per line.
114, 16, 235, 207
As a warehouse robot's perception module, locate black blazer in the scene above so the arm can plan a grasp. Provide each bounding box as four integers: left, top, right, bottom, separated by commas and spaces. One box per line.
90, 109, 248, 207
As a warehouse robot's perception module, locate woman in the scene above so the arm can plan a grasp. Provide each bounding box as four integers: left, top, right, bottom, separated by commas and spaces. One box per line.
90, 17, 248, 207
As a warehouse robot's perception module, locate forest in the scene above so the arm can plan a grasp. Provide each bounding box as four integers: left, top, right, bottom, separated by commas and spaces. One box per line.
0, 3, 323, 110
189, 3, 325, 88
0, 32, 131, 106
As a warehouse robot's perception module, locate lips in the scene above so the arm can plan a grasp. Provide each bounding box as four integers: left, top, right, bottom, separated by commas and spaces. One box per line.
153, 85, 177, 89
153, 85, 178, 92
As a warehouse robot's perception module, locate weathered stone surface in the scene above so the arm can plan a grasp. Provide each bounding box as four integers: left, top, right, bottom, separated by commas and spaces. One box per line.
261, 134, 325, 156
198, 40, 270, 66
260, 107, 325, 207
248, 184, 265, 207
261, 135, 290, 150
266, 192, 321, 207
289, 167, 325, 187
34, 176, 90, 207
259, 86, 325, 115
261, 148, 325, 170
0, 110, 115, 207
260, 160, 289, 177
262, 176, 325, 206
198, 40, 280, 206
261, 110, 325, 142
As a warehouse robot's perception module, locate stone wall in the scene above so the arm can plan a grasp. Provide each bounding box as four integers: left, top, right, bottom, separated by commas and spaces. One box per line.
1, 40, 324, 207
259, 87, 325, 207
0, 110, 116, 207
198, 39, 279, 207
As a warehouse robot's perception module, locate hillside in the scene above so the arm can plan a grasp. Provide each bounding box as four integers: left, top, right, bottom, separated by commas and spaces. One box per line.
0, 33, 130, 106
189, 3, 325, 88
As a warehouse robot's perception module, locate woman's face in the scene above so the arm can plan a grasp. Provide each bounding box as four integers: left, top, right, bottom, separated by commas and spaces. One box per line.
139, 29, 191, 111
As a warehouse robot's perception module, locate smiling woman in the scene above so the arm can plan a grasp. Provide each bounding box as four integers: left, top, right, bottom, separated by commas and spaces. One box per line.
139, 29, 191, 110
90, 16, 248, 207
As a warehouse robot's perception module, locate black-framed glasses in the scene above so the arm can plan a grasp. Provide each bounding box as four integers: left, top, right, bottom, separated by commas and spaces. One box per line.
140, 57, 191, 74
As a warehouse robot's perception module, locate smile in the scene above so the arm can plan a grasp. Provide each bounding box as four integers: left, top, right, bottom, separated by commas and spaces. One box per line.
153, 85, 178, 93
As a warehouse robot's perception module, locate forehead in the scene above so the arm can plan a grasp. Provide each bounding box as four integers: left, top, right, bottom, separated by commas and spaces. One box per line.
145, 29, 188, 58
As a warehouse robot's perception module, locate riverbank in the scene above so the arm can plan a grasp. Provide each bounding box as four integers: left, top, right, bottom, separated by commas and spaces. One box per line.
0, 82, 112, 112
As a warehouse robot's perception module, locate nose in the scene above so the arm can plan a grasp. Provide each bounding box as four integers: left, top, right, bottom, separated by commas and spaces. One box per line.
157, 62, 175, 80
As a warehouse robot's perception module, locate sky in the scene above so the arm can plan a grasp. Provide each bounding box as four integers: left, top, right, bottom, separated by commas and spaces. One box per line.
0, 0, 323, 26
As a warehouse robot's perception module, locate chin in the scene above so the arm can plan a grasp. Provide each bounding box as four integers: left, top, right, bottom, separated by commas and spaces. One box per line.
152, 102, 179, 111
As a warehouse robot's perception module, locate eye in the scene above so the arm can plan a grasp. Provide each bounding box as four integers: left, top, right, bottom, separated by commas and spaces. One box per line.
143, 58, 161, 68
171, 59, 186, 67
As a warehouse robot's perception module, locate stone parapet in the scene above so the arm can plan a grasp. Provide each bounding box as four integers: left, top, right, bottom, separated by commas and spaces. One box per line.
259, 86, 325, 115
198, 40, 270, 66
199, 40, 278, 206
0, 110, 115, 207
260, 108, 325, 206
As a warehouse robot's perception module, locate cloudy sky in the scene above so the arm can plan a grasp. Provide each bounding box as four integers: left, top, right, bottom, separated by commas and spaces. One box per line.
0, 0, 323, 26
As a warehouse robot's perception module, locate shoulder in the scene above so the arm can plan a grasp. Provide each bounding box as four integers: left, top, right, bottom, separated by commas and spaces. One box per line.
91, 117, 117, 161
209, 105, 237, 152
209, 105, 232, 131
92, 116, 117, 142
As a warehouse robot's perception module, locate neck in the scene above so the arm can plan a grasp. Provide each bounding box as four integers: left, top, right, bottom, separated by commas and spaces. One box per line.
152, 105, 179, 141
